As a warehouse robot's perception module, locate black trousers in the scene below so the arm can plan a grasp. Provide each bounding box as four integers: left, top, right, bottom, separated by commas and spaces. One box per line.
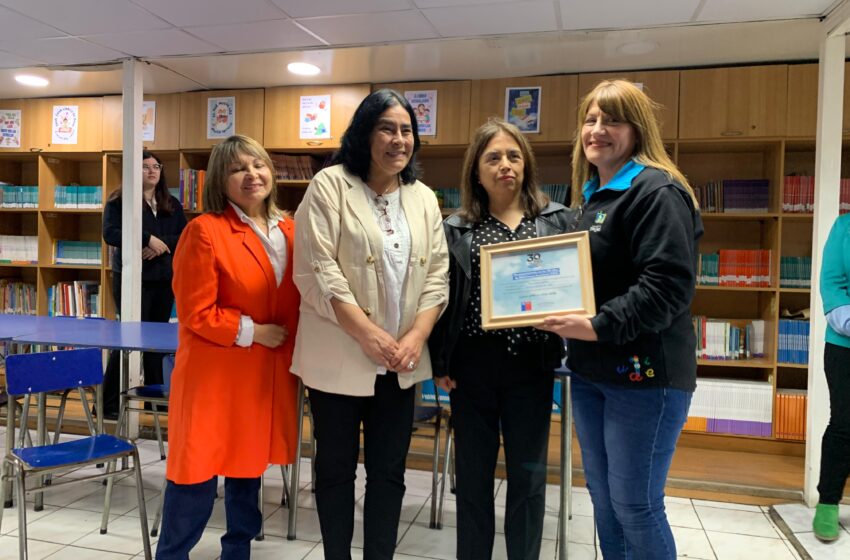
817, 342, 850, 504
308, 372, 415, 560
449, 336, 554, 560
103, 272, 174, 413
156, 476, 261, 560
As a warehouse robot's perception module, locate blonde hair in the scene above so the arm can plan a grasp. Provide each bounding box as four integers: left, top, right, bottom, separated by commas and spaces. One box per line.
203, 135, 283, 218
571, 80, 697, 208
459, 119, 548, 223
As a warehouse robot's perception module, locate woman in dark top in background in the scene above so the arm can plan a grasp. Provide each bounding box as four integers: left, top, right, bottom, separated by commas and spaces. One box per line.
102, 150, 187, 417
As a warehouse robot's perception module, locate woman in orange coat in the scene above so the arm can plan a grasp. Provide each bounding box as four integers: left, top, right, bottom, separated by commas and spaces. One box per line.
156, 135, 300, 560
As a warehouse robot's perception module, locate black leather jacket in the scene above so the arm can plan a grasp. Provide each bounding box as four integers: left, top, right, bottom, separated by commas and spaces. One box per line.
429, 202, 577, 377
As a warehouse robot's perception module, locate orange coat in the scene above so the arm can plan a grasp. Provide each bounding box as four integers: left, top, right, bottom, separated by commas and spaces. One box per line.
166, 206, 300, 485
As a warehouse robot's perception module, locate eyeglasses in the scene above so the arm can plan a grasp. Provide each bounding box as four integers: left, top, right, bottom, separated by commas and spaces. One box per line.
375, 195, 394, 235
142, 164, 162, 172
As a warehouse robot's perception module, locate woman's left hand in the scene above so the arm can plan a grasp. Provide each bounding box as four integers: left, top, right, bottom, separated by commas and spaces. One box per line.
537, 314, 598, 341
390, 329, 425, 373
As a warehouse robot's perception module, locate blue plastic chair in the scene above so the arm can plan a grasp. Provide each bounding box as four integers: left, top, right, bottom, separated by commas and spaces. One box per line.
0, 348, 152, 560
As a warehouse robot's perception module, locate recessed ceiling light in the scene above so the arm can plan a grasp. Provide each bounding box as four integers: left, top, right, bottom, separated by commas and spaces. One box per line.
287, 62, 320, 76
15, 74, 49, 87
616, 41, 658, 56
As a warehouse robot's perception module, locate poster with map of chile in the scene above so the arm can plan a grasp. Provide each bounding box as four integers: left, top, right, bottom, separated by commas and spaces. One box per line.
300, 95, 331, 140
504, 86, 541, 133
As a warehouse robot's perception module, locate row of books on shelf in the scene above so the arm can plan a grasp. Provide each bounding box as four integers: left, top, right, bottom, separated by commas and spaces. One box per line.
697, 250, 772, 287
779, 256, 812, 288
693, 179, 769, 213
270, 153, 328, 181
175, 169, 206, 212
683, 378, 772, 437
0, 279, 36, 315
53, 185, 103, 209
782, 176, 850, 214
0, 234, 37, 264
433, 188, 460, 209
47, 280, 100, 318
693, 316, 765, 361
53, 240, 101, 266
775, 389, 807, 441
0, 185, 38, 208
778, 319, 810, 365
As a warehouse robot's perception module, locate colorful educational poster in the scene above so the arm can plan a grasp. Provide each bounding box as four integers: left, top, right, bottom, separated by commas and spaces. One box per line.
405, 90, 437, 136
142, 100, 156, 142
0, 109, 21, 148
52, 105, 78, 144
504, 87, 541, 133
207, 96, 236, 139
299, 95, 331, 140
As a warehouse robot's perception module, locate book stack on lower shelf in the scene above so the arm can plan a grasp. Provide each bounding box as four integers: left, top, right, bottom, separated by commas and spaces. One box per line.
778, 319, 810, 365
53, 185, 103, 209
779, 256, 812, 288
0, 185, 38, 207
697, 250, 772, 287
53, 240, 101, 266
693, 316, 765, 361
176, 169, 205, 211
47, 280, 100, 318
684, 378, 773, 437
774, 389, 807, 441
783, 175, 850, 214
694, 178, 769, 213
0, 234, 37, 264
0, 279, 36, 314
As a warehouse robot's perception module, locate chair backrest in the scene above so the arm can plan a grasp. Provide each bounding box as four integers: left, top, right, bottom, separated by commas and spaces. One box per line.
5, 348, 103, 396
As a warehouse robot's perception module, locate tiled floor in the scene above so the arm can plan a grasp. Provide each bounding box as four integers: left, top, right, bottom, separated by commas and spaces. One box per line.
772, 503, 850, 560
0, 427, 837, 559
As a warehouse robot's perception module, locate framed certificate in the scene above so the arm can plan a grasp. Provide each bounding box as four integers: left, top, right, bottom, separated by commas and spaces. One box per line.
480, 232, 595, 330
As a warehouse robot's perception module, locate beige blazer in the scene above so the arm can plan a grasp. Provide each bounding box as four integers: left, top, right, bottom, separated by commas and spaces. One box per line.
291, 164, 449, 396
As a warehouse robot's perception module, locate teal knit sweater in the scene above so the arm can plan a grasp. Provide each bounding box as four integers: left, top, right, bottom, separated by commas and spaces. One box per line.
821, 213, 850, 349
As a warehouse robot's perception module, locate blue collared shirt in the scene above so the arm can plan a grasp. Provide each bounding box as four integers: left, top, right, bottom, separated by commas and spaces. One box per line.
582, 159, 646, 202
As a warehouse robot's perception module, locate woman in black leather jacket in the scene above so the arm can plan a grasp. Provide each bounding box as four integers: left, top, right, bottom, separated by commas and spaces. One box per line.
429, 119, 574, 560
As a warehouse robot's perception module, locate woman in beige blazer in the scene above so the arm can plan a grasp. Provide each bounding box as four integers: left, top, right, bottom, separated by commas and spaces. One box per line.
292, 89, 449, 560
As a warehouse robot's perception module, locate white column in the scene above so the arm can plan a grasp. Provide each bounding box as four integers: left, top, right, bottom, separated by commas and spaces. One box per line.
805, 22, 847, 505
120, 59, 144, 435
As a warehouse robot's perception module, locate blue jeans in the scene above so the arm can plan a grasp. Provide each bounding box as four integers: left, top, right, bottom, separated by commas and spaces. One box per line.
571, 374, 692, 560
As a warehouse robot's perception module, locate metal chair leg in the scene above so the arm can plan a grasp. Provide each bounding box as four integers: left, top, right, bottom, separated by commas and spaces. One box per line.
101, 460, 116, 534
132, 448, 152, 560
436, 421, 452, 529
281, 464, 290, 506
151, 477, 166, 537
152, 404, 165, 460
0, 459, 6, 532
429, 413, 442, 529
3, 399, 15, 507
255, 475, 265, 541
287, 383, 305, 541
16, 469, 27, 560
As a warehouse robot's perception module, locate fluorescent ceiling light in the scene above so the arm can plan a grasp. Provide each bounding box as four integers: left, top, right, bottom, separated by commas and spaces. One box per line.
15, 74, 49, 87
287, 62, 320, 76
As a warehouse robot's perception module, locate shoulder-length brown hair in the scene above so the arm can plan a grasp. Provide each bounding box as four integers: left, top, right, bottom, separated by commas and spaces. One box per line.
570, 79, 697, 208
459, 118, 548, 223
107, 150, 174, 215
203, 135, 285, 219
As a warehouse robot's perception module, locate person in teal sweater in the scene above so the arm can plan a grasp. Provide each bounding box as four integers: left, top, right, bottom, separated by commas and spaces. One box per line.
814, 212, 850, 542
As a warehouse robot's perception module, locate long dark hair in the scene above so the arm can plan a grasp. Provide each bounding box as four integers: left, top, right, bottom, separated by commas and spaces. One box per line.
108, 150, 173, 215
333, 88, 421, 185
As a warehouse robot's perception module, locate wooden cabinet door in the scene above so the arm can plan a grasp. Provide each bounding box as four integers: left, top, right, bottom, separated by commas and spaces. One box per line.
680, 65, 787, 139
372, 81, 471, 146
578, 70, 679, 139
0, 98, 33, 152
179, 89, 264, 149
786, 62, 850, 137
263, 84, 370, 150
468, 75, 578, 143
102, 94, 181, 151
31, 97, 103, 152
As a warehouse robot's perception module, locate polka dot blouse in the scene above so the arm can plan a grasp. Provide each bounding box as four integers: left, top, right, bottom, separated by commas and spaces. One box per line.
462, 213, 549, 355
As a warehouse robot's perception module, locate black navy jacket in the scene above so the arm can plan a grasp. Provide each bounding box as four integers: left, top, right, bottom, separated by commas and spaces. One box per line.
102, 194, 187, 282
567, 167, 703, 391
429, 202, 576, 378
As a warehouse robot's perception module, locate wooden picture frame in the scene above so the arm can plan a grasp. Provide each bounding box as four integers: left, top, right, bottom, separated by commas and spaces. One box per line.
480, 231, 595, 330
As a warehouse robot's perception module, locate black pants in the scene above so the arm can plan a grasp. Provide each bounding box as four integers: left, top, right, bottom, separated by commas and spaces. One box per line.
449, 336, 554, 560
817, 342, 850, 504
308, 372, 415, 560
103, 272, 174, 414
156, 476, 261, 560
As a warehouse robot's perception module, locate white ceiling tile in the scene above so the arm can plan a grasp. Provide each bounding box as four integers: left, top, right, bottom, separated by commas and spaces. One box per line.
0, 0, 172, 34
697, 0, 835, 23
558, 0, 700, 30
131, 0, 289, 27
0, 50, 45, 69
422, 0, 558, 37
414, 0, 514, 7
297, 11, 438, 45
186, 19, 324, 52
270, 0, 415, 18
0, 6, 67, 40
83, 29, 220, 57
0, 37, 126, 65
